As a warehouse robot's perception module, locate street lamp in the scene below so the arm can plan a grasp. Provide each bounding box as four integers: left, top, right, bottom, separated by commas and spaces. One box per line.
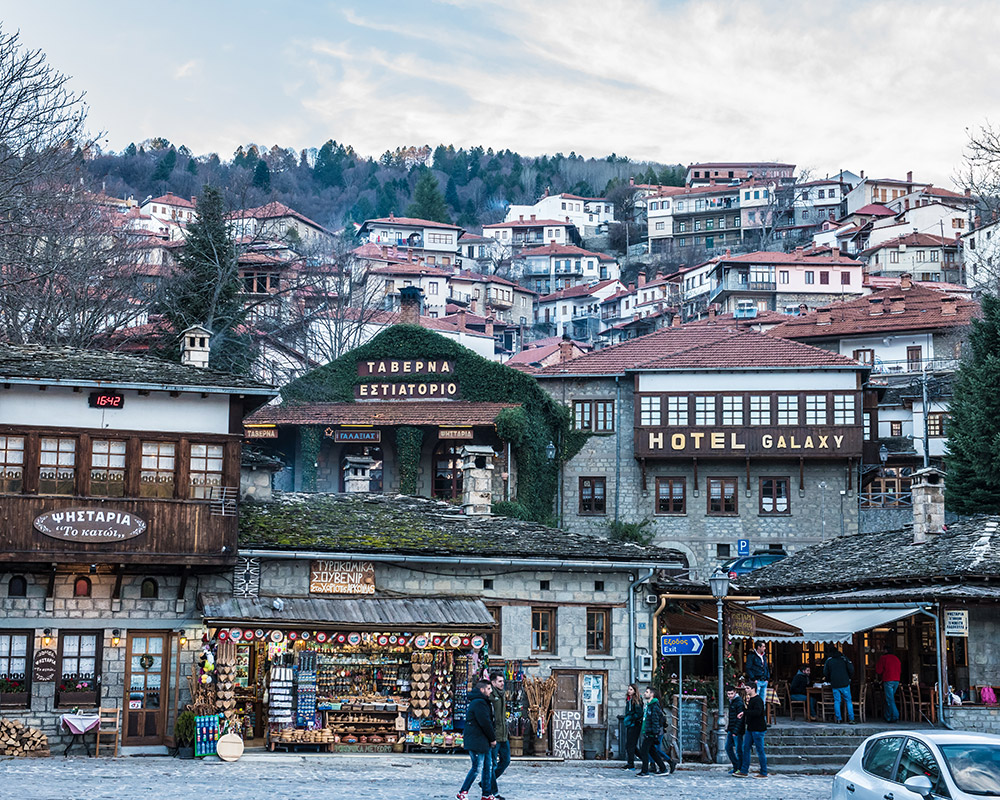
879, 443, 889, 468
708, 571, 730, 764
545, 440, 556, 460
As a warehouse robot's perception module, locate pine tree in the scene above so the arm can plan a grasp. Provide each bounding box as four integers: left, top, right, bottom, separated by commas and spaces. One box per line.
151, 147, 177, 182
124, 143, 137, 158
945, 293, 1000, 513
186, 158, 199, 176
252, 160, 271, 191
375, 182, 397, 217
314, 139, 344, 188
406, 170, 450, 223
445, 177, 460, 211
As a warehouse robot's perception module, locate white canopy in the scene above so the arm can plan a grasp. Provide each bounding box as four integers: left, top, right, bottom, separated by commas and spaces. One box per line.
750, 606, 923, 643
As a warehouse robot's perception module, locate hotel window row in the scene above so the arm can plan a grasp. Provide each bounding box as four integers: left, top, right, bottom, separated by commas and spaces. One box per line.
636, 393, 858, 427
582, 475, 791, 517
573, 399, 615, 432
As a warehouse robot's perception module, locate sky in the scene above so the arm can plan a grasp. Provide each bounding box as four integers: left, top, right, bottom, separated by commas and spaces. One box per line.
3, 0, 998, 187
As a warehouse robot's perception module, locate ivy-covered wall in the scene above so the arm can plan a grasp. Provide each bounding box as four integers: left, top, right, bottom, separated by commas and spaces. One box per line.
281, 324, 581, 523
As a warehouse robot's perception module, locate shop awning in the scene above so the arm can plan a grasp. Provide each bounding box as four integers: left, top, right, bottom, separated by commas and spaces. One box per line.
659, 600, 803, 640
750, 606, 923, 643
199, 592, 496, 630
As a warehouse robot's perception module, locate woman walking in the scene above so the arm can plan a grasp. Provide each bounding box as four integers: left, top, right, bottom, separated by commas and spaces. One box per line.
622, 683, 643, 770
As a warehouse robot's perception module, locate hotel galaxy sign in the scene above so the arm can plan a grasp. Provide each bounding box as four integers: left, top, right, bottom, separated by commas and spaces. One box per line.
634, 427, 863, 458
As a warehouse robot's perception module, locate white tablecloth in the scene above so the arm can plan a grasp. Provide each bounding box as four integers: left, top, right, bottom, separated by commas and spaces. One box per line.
61, 713, 101, 735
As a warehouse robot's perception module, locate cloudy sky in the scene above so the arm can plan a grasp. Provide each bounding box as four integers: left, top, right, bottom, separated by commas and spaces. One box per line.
4, 0, 997, 185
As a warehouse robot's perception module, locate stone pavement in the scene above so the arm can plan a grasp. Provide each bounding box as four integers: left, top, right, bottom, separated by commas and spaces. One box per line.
0, 754, 834, 800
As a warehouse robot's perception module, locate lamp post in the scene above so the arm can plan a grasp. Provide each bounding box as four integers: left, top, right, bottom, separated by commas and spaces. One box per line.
709, 571, 730, 764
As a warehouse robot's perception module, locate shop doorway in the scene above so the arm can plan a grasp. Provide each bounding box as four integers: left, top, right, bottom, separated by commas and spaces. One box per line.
433, 443, 464, 500
123, 632, 170, 746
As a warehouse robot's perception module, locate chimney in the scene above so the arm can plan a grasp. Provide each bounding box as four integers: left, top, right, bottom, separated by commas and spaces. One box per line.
670, 313, 682, 327
343, 456, 376, 494
389, 212, 395, 221
399, 285, 423, 325
637, 272, 646, 287
457, 309, 467, 331
798, 303, 808, 315
485, 316, 495, 337
868, 297, 885, 316
180, 325, 212, 369
707, 305, 717, 320
860, 170, 865, 179
904, 199, 910, 211
794, 246, 805, 257
906, 170, 913, 183
460, 445, 496, 516
966, 187, 972, 197
191, 196, 197, 205
628, 282, 635, 292
550, 239, 556, 245
941, 296, 958, 316
381, 245, 388, 259
559, 335, 574, 362
832, 247, 840, 259
817, 308, 832, 325
530, 214, 536, 221
900, 273, 913, 290
911, 467, 945, 545
889, 295, 905, 313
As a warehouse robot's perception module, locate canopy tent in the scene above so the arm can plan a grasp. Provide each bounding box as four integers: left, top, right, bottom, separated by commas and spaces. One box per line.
749, 605, 924, 643
658, 600, 803, 640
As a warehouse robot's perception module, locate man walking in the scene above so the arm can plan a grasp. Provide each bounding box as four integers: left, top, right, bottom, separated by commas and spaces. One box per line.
724, 686, 745, 774
875, 647, 902, 723
745, 641, 771, 699
824, 647, 856, 724
737, 683, 768, 778
457, 680, 496, 800
637, 687, 675, 776
488, 672, 510, 800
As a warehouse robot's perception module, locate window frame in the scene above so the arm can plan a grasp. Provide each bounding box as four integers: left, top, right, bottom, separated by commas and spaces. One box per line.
56, 629, 102, 707
927, 412, 949, 438
707, 477, 738, 516
655, 476, 686, 515
90, 438, 127, 498
759, 477, 791, 516
579, 477, 607, 516
485, 605, 503, 656
38, 436, 77, 495
890, 420, 903, 437
586, 607, 612, 655
531, 607, 556, 655
0, 629, 33, 705
0, 435, 25, 494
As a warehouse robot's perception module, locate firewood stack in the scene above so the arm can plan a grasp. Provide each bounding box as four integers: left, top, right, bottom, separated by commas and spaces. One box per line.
0, 717, 50, 757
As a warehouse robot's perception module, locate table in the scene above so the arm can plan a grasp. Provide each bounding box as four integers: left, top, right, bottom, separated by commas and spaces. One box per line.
805, 686, 828, 722
61, 713, 101, 757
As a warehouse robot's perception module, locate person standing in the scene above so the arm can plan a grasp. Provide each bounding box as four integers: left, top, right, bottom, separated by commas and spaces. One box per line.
458, 680, 496, 800
724, 686, 745, 775
745, 641, 771, 699
789, 665, 818, 719
488, 672, 510, 800
737, 683, 768, 778
824, 647, 856, 724
637, 687, 674, 776
622, 683, 644, 770
875, 647, 902, 723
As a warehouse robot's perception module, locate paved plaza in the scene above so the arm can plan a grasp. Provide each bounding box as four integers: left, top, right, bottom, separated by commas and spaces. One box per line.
0, 754, 834, 800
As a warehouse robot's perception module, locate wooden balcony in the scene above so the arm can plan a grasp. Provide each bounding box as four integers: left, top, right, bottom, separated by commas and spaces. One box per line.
0, 494, 237, 567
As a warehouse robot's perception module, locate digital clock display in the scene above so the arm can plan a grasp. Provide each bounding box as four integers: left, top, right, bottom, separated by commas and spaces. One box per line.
89, 391, 125, 409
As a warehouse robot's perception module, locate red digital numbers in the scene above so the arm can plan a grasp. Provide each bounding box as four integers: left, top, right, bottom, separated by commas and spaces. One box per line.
89, 392, 125, 409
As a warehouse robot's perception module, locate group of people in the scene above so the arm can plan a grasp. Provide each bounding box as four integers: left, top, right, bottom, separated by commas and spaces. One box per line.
622, 684, 678, 776
457, 672, 511, 800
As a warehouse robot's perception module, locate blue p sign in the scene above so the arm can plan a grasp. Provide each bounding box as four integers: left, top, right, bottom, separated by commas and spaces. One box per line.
737, 539, 750, 556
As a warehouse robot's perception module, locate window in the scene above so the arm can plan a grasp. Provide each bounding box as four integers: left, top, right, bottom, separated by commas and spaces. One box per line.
890, 421, 903, 437
427, 233, 453, 245
140, 578, 158, 599
805, 395, 828, 425
428, 282, 438, 295
573, 400, 592, 431
708, 478, 738, 515
864, 411, 873, 441
853, 349, 874, 365
74, 576, 91, 597
817, 189, 825, 199
717, 544, 731, 559
927, 412, 949, 437
833, 394, 856, 425
140, 441, 175, 498
694, 220, 701, 231
531, 608, 555, 654
640, 396, 661, 426
760, 478, 790, 514
722, 396, 744, 425
777, 395, 799, 425
579, 477, 606, 515
655, 222, 665, 231
841, 271, 851, 285
907, 346, 923, 372
58, 631, 101, 702
483, 579, 493, 590
894, 737, 948, 798
749, 396, 771, 425
0, 632, 30, 702
594, 580, 604, 591
90, 439, 126, 497
483, 605, 502, 655
667, 396, 688, 426
39, 437, 76, 494
243, 271, 278, 293
655, 477, 686, 514
820, 271, 830, 285
594, 400, 615, 432
890, 251, 899, 264
694, 396, 716, 425
804, 271, 815, 284
586, 608, 611, 655
779, 270, 789, 284
0, 435, 25, 493
7, 576, 27, 597
540, 580, 550, 591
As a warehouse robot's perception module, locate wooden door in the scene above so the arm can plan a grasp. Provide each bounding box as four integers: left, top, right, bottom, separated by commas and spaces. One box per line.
123, 632, 170, 746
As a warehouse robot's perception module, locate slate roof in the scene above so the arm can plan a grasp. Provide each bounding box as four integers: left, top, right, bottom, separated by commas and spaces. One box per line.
739, 516, 1000, 596
239, 492, 687, 565
246, 401, 516, 427
0, 343, 275, 394
362, 216, 463, 231
862, 232, 960, 254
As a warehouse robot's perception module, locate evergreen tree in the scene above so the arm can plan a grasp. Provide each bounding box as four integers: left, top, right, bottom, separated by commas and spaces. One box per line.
375, 181, 398, 217
151, 147, 177, 182
314, 139, 344, 188
252, 159, 271, 191
160, 186, 252, 374
445, 177, 460, 211
233, 145, 247, 169
124, 143, 137, 158
406, 170, 450, 223
946, 294, 1000, 513
186, 158, 199, 176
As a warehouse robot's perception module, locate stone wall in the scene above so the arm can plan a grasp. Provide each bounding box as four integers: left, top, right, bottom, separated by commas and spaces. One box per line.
967, 607, 1000, 687
946, 706, 1000, 735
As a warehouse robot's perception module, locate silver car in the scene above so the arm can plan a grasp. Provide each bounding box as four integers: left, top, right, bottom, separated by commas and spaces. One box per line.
832, 730, 1000, 800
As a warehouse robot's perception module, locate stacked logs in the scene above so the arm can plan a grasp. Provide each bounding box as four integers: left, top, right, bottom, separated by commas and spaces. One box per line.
0, 718, 50, 757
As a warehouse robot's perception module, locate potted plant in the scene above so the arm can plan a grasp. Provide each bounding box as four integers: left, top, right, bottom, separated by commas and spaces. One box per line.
174, 711, 195, 759
57, 678, 98, 708
0, 678, 29, 708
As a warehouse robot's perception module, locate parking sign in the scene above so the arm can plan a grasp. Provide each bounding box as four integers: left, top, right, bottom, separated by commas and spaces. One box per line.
737, 539, 750, 556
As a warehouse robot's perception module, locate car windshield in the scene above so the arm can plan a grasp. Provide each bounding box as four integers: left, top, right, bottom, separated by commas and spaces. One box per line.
940, 743, 1000, 796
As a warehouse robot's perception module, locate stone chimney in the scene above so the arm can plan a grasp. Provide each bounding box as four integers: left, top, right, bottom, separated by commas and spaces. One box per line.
941, 296, 958, 316
457, 309, 467, 331
180, 325, 212, 368
381, 245, 388, 259
670, 312, 682, 327
191, 196, 198, 205
460, 445, 496, 516
900, 273, 913, 290
519, 215, 524, 222
399, 285, 423, 325
485, 316, 495, 337
906, 170, 913, 183
530, 214, 536, 221
559, 335, 574, 362
638, 272, 647, 287
794, 246, 805, 257
817, 308, 832, 325
889, 295, 906, 314
911, 467, 945, 544
868, 297, 885, 316
832, 247, 840, 259
707, 305, 717, 320
343, 456, 375, 493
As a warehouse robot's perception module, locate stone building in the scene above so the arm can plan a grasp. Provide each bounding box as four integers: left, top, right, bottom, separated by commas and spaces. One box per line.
535, 325, 870, 579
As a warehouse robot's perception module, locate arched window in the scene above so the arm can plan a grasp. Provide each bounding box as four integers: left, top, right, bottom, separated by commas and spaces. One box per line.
433, 443, 464, 500
73, 576, 92, 597
140, 578, 158, 599
8, 575, 27, 597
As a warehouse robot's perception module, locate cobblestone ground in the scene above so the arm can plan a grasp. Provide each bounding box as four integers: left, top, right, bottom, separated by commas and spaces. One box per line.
0, 754, 834, 800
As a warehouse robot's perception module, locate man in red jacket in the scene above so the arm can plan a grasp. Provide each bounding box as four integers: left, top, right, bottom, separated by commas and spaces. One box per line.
875, 647, 902, 723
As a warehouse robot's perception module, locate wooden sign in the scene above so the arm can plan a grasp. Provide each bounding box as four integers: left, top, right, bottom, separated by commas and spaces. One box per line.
727, 609, 756, 639
328, 429, 381, 443
551, 709, 583, 759
354, 381, 458, 400
439, 428, 474, 440
309, 560, 376, 595
33, 649, 57, 682
33, 508, 147, 543
357, 360, 454, 377
244, 426, 278, 439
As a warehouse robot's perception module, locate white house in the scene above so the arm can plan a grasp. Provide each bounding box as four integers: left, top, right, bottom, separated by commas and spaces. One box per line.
504, 193, 613, 236
482, 217, 579, 253
358, 215, 464, 265
517, 243, 619, 296
862, 233, 962, 283
535, 279, 624, 341
962, 218, 1000, 290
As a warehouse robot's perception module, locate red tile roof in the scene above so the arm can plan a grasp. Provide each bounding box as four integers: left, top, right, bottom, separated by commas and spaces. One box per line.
520, 243, 615, 261
641, 330, 859, 370
523, 336, 592, 351
483, 219, 573, 229
363, 215, 462, 231
862, 232, 960, 254
719, 250, 863, 266
864, 276, 971, 294
768, 284, 978, 339
853, 203, 896, 216
538, 280, 619, 303
367, 263, 455, 278
247, 401, 517, 427
148, 193, 195, 209
449, 269, 520, 288
230, 201, 329, 232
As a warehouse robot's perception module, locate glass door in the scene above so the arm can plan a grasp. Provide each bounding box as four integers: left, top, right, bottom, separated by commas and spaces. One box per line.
124, 632, 170, 746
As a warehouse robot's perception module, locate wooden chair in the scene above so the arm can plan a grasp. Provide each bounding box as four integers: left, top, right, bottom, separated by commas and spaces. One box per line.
900, 684, 915, 722
816, 686, 836, 721
782, 683, 807, 721
851, 683, 868, 723
95, 707, 120, 757
913, 686, 935, 724
774, 680, 790, 716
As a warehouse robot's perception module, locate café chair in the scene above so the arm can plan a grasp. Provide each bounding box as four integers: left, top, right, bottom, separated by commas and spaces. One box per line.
95, 707, 120, 758
782, 683, 807, 721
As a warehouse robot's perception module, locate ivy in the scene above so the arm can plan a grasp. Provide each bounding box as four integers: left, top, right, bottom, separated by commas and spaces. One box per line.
299, 426, 323, 492
396, 426, 424, 495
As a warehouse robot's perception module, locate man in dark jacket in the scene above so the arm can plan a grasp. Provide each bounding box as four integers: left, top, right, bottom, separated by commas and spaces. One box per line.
745, 641, 771, 699
789, 665, 817, 718
488, 672, 509, 800
724, 686, 745, 774
823, 648, 855, 724
637, 686, 675, 776
458, 681, 496, 800
737, 683, 768, 778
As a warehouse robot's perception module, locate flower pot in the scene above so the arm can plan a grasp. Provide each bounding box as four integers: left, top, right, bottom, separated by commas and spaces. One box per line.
57, 691, 98, 708
177, 745, 195, 759
0, 692, 30, 708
